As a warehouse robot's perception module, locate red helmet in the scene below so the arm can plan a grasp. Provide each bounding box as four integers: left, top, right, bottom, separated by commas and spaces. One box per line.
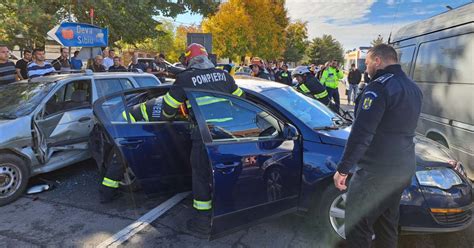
185, 43, 208, 64
250, 57, 264, 69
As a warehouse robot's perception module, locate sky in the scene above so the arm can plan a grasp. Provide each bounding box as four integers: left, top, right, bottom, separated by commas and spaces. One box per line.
169, 0, 472, 50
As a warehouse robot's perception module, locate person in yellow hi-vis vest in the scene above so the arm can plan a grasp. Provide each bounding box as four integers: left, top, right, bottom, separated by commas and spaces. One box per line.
320, 60, 344, 111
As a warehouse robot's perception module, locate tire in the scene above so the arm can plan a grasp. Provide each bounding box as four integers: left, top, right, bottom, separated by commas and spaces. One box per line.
0, 154, 29, 206
310, 185, 347, 246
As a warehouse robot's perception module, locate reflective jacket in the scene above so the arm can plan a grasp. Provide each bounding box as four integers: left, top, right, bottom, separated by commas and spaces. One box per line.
320, 67, 344, 89
122, 97, 164, 123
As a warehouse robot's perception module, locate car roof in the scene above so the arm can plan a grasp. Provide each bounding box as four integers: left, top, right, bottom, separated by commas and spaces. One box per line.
391, 3, 473, 42
235, 75, 287, 93
27, 72, 155, 83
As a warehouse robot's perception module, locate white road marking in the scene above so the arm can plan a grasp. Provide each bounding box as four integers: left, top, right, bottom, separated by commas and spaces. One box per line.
96, 191, 191, 248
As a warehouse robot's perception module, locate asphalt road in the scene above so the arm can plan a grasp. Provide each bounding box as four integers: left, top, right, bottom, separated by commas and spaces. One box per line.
0, 160, 472, 247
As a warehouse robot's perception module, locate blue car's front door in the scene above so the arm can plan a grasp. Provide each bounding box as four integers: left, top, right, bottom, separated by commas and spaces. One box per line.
93, 88, 192, 195
186, 90, 303, 238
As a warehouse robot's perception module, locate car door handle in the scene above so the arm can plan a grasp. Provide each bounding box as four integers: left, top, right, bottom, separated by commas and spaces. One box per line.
215, 162, 240, 169
78, 116, 91, 122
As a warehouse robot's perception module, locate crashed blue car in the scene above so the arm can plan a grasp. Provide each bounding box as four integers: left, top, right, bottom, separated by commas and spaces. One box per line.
92, 76, 472, 240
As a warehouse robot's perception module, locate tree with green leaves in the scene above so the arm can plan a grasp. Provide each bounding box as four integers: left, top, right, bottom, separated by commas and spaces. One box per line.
0, 0, 219, 49
371, 34, 384, 46
283, 21, 308, 63
306, 34, 344, 65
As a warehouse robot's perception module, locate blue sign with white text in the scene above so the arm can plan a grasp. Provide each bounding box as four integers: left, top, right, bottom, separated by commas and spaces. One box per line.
55, 22, 108, 47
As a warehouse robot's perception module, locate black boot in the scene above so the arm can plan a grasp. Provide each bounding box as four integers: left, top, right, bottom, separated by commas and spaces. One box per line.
99, 187, 122, 204
186, 210, 211, 237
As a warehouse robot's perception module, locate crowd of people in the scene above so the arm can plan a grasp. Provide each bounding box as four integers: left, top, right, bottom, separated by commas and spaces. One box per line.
246, 56, 365, 111
0, 44, 170, 85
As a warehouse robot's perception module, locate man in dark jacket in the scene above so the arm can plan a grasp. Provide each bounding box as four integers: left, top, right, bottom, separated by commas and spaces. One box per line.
333, 44, 422, 248
108, 56, 127, 72
347, 63, 362, 105
276, 64, 293, 86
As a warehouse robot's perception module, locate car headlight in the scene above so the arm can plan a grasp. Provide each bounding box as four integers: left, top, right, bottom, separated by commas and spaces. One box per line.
416, 168, 463, 190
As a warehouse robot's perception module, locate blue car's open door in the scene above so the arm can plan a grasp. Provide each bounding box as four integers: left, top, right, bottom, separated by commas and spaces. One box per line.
93, 87, 192, 195
185, 89, 303, 239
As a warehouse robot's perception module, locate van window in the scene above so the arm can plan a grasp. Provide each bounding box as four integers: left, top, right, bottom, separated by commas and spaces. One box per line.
96, 78, 133, 98
413, 33, 473, 84
396, 45, 415, 74
134, 76, 160, 87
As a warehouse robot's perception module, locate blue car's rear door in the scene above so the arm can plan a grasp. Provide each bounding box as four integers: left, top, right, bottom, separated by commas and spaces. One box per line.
93, 87, 192, 195
186, 89, 303, 238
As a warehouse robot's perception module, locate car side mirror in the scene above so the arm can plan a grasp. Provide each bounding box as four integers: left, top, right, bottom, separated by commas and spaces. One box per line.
282, 123, 299, 140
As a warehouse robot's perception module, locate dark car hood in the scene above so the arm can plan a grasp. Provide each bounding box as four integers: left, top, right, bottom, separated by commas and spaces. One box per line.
317, 126, 350, 147
318, 126, 455, 168
414, 135, 455, 163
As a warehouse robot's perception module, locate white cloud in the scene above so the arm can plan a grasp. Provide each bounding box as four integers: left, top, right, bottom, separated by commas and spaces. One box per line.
286, 0, 413, 50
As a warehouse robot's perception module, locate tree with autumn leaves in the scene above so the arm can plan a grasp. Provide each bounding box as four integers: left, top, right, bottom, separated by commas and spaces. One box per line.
202, 0, 289, 61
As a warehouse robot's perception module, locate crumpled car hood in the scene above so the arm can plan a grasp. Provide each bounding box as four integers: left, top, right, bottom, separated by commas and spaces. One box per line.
0, 116, 31, 147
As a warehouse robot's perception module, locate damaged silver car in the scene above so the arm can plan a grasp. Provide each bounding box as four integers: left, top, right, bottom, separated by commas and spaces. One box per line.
0, 71, 161, 206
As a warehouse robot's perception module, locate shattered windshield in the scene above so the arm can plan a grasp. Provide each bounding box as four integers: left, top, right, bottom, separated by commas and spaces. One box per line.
0, 82, 57, 119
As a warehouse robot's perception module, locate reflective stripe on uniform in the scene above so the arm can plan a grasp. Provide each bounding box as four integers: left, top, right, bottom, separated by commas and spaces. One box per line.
314, 90, 328, 99
140, 103, 149, 122
164, 93, 182, 109
122, 111, 136, 123
206, 117, 233, 123
232, 87, 244, 97
195, 96, 229, 106
299, 84, 310, 93
162, 109, 175, 118
193, 199, 212, 210
102, 177, 119, 188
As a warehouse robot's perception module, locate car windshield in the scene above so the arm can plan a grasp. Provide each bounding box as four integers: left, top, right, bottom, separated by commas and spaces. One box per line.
261, 87, 339, 129
0, 82, 56, 119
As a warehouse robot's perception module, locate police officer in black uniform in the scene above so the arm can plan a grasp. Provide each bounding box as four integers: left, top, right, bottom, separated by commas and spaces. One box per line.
161, 43, 244, 235
333, 44, 422, 248
292, 66, 330, 105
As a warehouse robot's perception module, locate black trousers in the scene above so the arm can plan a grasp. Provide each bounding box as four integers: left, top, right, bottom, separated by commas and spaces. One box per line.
191, 140, 212, 204
345, 168, 412, 248
99, 150, 125, 197
327, 87, 340, 111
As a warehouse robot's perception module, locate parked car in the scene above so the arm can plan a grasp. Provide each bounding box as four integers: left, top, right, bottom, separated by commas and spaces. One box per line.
92, 77, 472, 241
390, 3, 474, 180
0, 71, 161, 206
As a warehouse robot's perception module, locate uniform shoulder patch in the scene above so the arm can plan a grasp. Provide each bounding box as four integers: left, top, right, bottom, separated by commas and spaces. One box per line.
372, 73, 394, 85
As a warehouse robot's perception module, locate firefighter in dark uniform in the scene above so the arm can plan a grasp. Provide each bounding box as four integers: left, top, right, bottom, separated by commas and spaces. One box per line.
161, 43, 244, 235
292, 66, 330, 105
333, 44, 422, 248
249, 57, 271, 80
276, 64, 293, 86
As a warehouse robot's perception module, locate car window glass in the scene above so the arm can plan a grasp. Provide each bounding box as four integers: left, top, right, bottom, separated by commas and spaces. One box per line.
44, 80, 91, 117
396, 45, 415, 74
96, 79, 127, 98
414, 33, 473, 84
100, 95, 128, 124
120, 79, 134, 90
190, 92, 282, 142
134, 76, 160, 87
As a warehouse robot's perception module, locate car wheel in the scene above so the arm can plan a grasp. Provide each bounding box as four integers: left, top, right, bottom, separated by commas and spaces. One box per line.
266, 167, 283, 202
0, 154, 29, 206
315, 186, 375, 244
